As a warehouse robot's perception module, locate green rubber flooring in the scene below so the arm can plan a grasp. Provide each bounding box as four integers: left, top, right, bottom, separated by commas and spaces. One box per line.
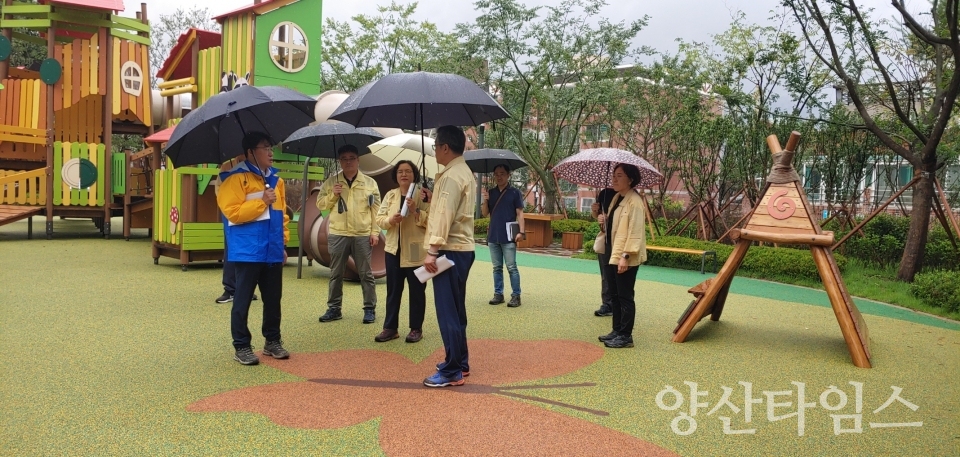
1, 217, 958, 456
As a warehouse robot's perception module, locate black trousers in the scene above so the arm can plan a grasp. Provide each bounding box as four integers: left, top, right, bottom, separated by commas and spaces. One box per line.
598, 252, 615, 308
231, 262, 282, 349
603, 263, 639, 336
383, 251, 426, 331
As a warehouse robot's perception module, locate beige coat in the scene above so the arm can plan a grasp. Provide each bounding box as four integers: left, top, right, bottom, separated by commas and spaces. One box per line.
424, 156, 476, 251
607, 190, 647, 266
376, 187, 431, 268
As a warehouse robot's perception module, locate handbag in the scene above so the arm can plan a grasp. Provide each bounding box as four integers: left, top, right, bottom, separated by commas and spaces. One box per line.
593, 232, 606, 254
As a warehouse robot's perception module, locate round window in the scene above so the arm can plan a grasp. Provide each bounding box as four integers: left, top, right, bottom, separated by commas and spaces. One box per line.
269, 22, 308, 73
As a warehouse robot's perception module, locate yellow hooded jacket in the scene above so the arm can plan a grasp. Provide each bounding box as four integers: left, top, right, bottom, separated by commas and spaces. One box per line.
315, 171, 382, 237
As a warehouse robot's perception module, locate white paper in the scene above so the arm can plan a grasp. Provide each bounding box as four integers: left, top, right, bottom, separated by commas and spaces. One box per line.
228, 191, 271, 226
400, 185, 417, 217
414, 255, 455, 283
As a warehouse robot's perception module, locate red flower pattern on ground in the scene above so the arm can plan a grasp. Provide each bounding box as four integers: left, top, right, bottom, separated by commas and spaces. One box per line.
188, 339, 678, 457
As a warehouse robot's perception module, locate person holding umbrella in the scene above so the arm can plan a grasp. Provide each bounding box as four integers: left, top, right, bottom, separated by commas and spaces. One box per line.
373, 160, 432, 344
422, 126, 476, 387
217, 131, 291, 365
590, 187, 617, 317
597, 164, 647, 349
481, 164, 526, 307
316, 145, 382, 324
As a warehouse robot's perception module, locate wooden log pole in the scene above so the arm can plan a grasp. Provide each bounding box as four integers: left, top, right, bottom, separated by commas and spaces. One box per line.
765, 134, 782, 155
733, 228, 835, 246
811, 246, 872, 368
672, 238, 752, 343
784, 131, 801, 153
45, 21, 56, 239
935, 178, 960, 240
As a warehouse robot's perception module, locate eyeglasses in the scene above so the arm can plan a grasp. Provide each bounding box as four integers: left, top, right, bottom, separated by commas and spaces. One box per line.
431, 143, 446, 151
338, 156, 359, 162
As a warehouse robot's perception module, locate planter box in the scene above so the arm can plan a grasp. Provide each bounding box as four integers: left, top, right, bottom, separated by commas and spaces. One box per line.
561, 232, 584, 250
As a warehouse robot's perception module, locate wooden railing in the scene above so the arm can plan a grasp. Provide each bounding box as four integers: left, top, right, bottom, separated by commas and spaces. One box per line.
0, 168, 46, 205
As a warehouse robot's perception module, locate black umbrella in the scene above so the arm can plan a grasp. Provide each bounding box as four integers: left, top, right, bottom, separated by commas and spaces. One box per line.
282, 121, 385, 159
164, 85, 316, 168
464, 148, 527, 174
328, 72, 509, 129
281, 121, 385, 279
328, 71, 509, 187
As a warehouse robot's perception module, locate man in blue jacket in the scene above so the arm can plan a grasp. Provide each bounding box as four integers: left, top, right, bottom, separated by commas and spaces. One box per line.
217, 131, 291, 366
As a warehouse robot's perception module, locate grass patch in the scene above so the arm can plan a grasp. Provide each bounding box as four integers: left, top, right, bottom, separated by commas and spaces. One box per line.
573, 250, 960, 321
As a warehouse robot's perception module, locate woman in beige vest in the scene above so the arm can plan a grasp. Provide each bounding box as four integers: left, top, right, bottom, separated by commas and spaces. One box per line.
597, 163, 647, 349
374, 160, 431, 343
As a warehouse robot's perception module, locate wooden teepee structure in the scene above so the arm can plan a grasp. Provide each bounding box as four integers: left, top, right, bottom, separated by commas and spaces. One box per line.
672, 132, 872, 368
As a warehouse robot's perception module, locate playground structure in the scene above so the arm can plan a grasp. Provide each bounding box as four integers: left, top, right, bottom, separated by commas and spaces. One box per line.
673, 132, 872, 368
0, 0, 157, 238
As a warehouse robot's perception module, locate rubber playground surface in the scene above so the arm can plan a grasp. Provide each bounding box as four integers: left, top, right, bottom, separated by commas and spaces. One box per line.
2, 217, 958, 456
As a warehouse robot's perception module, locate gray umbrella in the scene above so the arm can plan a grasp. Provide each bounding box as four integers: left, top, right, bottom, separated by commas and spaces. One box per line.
464, 148, 528, 174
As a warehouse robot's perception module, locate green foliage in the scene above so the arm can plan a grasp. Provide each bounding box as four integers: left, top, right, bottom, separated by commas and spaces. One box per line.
912, 270, 960, 313
563, 209, 595, 221
642, 236, 845, 281
9, 29, 47, 69
474, 217, 490, 235
832, 214, 959, 270
550, 219, 594, 237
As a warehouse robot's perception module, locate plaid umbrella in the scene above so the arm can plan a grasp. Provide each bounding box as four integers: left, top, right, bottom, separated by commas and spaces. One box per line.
552, 148, 662, 189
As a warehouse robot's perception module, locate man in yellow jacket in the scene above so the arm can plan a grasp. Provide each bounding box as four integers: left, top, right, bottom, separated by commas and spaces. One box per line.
316, 145, 382, 324
217, 131, 290, 366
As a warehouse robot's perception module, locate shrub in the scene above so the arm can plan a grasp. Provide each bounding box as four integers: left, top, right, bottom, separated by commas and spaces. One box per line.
833, 213, 957, 270
564, 209, 595, 221
643, 236, 846, 281
912, 270, 960, 313
550, 219, 594, 237
475, 217, 489, 235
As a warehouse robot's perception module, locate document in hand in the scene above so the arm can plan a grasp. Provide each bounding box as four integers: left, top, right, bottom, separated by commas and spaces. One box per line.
414, 255, 456, 283
506, 221, 520, 241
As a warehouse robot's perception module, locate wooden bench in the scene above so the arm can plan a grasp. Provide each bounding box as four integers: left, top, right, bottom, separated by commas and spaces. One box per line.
646, 246, 717, 274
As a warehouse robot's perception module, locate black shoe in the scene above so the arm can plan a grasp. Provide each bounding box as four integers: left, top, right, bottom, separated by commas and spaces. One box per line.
319, 309, 342, 322
507, 294, 521, 307
488, 294, 505, 305
594, 304, 612, 317
374, 329, 399, 342
604, 335, 634, 348
598, 331, 619, 342
362, 309, 376, 324
215, 293, 233, 304
262, 340, 289, 359
234, 347, 259, 365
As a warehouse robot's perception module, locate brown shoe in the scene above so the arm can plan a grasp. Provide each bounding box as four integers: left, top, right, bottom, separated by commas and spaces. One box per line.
374, 329, 399, 342
405, 329, 423, 343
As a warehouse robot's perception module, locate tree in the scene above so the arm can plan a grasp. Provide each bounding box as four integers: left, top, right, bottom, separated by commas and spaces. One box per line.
462, 0, 647, 213
321, 2, 473, 93
783, 0, 960, 281
149, 7, 220, 87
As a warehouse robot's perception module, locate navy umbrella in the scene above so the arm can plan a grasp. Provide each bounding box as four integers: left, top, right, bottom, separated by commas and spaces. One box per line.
328, 71, 509, 187
164, 85, 316, 168
464, 148, 527, 174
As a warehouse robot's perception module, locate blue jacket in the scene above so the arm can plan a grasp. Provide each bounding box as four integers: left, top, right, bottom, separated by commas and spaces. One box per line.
217, 161, 290, 263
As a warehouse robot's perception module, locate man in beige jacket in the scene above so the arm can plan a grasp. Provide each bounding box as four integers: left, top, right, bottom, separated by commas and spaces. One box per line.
316, 145, 382, 324
422, 126, 476, 388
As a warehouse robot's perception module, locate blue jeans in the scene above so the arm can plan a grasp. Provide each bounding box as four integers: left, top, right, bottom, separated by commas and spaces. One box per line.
488, 242, 520, 296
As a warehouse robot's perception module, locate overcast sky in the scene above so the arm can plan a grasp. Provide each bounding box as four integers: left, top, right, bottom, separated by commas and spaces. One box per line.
144, 0, 907, 61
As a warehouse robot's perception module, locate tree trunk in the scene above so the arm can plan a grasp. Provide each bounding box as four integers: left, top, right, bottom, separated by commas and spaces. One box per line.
897, 164, 935, 281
